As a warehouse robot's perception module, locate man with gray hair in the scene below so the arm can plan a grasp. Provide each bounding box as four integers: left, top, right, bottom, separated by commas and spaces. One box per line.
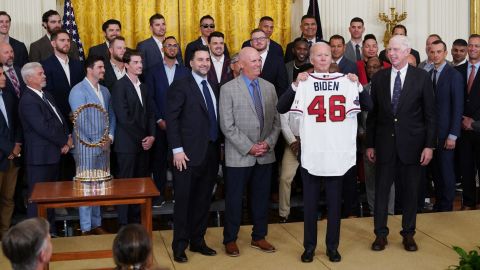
367, 35, 436, 252
19, 62, 71, 234
2, 217, 52, 270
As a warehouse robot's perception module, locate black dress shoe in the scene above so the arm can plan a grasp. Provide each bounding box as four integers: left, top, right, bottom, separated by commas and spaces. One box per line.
402, 235, 418, 252
190, 244, 217, 256
371, 236, 388, 251
301, 249, 314, 263
326, 249, 341, 262
173, 250, 188, 263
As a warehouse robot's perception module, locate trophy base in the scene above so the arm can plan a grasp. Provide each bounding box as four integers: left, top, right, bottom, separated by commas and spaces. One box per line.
73, 176, 113, 195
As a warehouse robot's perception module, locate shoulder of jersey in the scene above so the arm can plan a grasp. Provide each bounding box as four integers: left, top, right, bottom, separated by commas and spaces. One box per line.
308, 72, 345, 81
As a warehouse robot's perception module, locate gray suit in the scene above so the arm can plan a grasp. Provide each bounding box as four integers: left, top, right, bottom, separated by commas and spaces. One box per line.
344, 40, 361, 63
219, 76, 281, 167
29, 35, 80, 62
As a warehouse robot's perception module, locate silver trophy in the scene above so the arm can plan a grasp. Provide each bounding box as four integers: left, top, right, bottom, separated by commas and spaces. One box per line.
72, 103, 112, 191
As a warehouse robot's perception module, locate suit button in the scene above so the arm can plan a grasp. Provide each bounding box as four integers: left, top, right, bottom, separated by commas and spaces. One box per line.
394, 118, 398, 122
467, 99, 470, 102
392, 134, 395, 137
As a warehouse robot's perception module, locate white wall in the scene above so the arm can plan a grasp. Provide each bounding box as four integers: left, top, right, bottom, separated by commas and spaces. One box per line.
0, 0, 57, 49
295, 0, 470, 61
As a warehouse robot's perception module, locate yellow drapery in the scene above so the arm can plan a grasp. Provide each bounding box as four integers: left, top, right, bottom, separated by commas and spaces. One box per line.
71, 0, 290, 57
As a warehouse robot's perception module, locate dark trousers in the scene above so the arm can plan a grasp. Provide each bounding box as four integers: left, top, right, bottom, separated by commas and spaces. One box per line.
432, 145, 456, 211
172, 142, 218, 252
458, 130, 480, 207
223, 163, 272, 244
301, 167, 343, 251
374, 156, 422, 237
26, 163, 59, 233
151, 128, 168, 202
115, 151, 150, 226
341, 165, 359, 217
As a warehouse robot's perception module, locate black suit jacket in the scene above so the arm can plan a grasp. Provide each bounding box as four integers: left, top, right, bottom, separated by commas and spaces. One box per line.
18, 88, 68, 165
0, 89, 22, 170
456, 63, 480, 120
242, 39, 284, 58
41, 55, 84, 123
207, 56, 233, 89
4, 66, 26, 100
88, 42, 110, 60
101, 60, 120, 91
111, 76, 156, 153
9, 37, 29, 67
366, 65, 436, 165
338, 57, 358, 75
261, 52, 288, 97
184, 37, 230, 69
166, 74, 219, 166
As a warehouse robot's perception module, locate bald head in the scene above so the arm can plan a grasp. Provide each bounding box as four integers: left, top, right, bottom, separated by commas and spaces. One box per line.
310, 42, 332, 72
239, 47, 262, 80
0, 42, 14, 66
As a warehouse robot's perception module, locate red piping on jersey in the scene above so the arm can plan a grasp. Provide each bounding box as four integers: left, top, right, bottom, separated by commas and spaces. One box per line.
308, 73, 346, 81
290, 109, 304, 113
346, 108, 361, 114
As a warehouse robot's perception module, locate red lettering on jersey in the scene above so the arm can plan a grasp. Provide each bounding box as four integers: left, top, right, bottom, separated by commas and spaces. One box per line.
308, 95, 346, 122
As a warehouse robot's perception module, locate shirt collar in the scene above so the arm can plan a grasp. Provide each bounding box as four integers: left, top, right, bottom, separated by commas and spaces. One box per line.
3, 65, 12, 73
334, 56, 344, 64
260, 50, 268, 61
105, 40, 110, 48
468, 60, 480, 69
211, 54, 225, 63
434, 61, 448, 73
163, 59, 179, 66
85, 78, 100, 92
153, 36, 164, 46
191, 70, 208, 85
55, 54, 69, 65
392, 63, 409, 74
126, 73, 141, 87
27, 86, 43, 96
241, 74, 258, 88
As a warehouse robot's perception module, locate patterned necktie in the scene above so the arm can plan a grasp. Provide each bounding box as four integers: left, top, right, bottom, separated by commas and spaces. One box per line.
391, 71, 402, 114
355, 44, 362, 61
201, 80, 218, 141
467, 65, 476, 94
7, 68, 21, 98
251, 81, 264, 132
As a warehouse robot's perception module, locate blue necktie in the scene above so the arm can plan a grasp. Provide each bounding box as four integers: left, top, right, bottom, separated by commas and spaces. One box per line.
391, 71, 402, 114
251, 81, 264, 132
201, 80, 218, 141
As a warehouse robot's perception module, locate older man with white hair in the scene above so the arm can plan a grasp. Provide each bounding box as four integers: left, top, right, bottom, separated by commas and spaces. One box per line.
366, 35, 436, 252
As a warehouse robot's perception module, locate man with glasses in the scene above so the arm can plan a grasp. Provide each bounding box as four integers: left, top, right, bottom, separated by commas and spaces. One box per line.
242, 16, 283, 58
184, 15, 229, 69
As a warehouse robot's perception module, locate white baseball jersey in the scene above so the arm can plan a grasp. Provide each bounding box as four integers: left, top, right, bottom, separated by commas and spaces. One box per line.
289, 73, 362, 176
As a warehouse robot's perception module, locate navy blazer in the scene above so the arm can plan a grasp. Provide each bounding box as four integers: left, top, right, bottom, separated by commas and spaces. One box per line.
111, 75, 156, 153
18, 88, 68, 165
0, 89, 22, 170
456, 63, 480, 120
434, 64, 464, 140
9, 37, 29, 67
242, 39, 284, 58
145, 62, 189, 121
88, 42, 110, 60
207, 56, 233, 89
184, 37, 230, 69
41, 55, 85, 122
166, 74, 219, 166
338, 57, 358, 75
261, 52, 288, 97
101, 60, 119, 91
4, 66, 26, 100
136, 37, 183, 72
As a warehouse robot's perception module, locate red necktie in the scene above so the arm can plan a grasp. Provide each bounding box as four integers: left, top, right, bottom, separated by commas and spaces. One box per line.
467, 65, 476, 94
7, 68, 21, 98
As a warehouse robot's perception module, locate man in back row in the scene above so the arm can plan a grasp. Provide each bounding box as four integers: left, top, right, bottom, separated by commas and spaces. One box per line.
242, 16, 283, 58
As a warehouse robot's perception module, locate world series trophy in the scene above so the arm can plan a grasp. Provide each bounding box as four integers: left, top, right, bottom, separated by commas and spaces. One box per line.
72, 103, 113, 193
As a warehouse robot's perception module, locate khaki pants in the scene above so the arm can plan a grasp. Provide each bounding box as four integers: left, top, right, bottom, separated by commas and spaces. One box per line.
278, 144, 299, 218
0, 160, 19, 236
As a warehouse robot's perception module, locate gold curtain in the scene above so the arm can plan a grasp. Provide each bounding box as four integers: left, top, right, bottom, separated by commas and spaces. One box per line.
471, 0, 480, 34
71, 0, 290, 57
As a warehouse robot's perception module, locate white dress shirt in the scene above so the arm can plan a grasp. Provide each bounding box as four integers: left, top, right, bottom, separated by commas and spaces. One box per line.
260, 49, 269, 70
126, 74, 143, 106
28, 86, 63, 124
211, 54, 225, 83
390, 63, 409, 100
111, 61, 126, 80
153, 36, 165, 59
56, 55, 71, 85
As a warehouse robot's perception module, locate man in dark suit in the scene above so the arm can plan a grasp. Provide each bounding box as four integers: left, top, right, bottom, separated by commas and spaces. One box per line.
101, 36, 126, 91
144, 36, 188, 206
18, 62, 71, 232
0, 63, 22, 237
344, 17, 365, 63
0, 11, 28, 67
366, 35, 436, 252
184, 15, 229, 69
330, 35, 358, 75
285, 15, 322, 63
0, 43, 26, 100
241, 16, 283, 58
88, 19, 121, 60
29, 10, 80, 62
427, 40, 464, 212
137, 13, 183, 73
455, 34, 480, 210
285, 37, 309, 85
207, 31, 233, 88
378, 25, 421, 66
111, 50, 156, 226
166, 46, 219, 263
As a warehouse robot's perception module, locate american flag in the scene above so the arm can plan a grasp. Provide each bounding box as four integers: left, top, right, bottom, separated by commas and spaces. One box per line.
62, 0, 85, 61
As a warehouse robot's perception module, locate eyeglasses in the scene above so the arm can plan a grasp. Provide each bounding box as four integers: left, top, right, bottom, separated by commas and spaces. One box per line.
164, 44, 179, 49
201, 24, 215, 29
251, 37, 268, 42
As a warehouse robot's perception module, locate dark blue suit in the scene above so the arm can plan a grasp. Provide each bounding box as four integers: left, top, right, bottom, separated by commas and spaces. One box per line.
19, 88, 68, 230
261, 52, 288, 97
136, 37, 183, 72
430, 64, 463, 211
145, 62, 188, 202
184, 37, 229, 69
338, 57, 358, 75
0, 89, 22, 171
4, 66, 26, 100
9, 37, 29, 68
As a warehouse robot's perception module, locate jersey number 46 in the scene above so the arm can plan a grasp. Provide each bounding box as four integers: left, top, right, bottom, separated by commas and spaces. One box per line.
307, 95, 346, 122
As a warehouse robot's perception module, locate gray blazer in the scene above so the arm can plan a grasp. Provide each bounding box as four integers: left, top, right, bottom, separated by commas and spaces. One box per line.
29, 35, 80, 62
219, 76, 281, 167
344, 40, 360, 63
